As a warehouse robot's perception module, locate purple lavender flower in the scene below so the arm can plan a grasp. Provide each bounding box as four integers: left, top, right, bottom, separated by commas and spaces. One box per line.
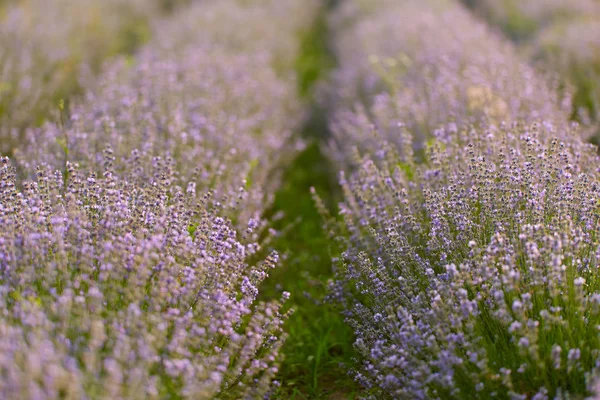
327, 0, 600, 398
0, 0, 320, 397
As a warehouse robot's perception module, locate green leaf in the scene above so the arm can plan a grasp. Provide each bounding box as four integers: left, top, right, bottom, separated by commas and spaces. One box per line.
187, 223, 198, 239
396, 161, 414, 181
56, 137, 69, 157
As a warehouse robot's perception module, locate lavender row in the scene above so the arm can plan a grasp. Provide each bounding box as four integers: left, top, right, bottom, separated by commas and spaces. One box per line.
467, 0, 600, 126
0, 0, 174, 156
0, 156, 289, 399
465, 0, 600, 41
14, 0, 319, 227
326, 0, 600, 398
326, 0, 579, 169
0, 0, 319, 398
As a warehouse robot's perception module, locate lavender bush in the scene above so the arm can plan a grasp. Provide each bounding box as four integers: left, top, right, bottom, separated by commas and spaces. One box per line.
0, 0, 166, 155
327, 0, 573, 169
466, 0, 600, 41
533, 19, 600, 125
466, 0, 600, 126
327, 0, 600, 397
0, 0, 319, 397
330, 122, 600, 399
152, 0, 321, 74
0, 156, 288, 399
13, 0, 317, 226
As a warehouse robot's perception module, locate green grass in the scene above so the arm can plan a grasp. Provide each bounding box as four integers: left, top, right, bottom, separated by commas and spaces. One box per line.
294, 3, 336, 99
260, 2, 362, 398
260, 143, 360, 399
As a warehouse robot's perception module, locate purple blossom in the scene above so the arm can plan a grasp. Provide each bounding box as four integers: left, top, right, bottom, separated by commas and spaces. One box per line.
328, 0, 600, 398
0, 0, 320, 397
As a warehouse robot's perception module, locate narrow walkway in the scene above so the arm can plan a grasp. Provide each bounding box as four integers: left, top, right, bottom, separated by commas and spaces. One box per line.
259, 2, 361, 398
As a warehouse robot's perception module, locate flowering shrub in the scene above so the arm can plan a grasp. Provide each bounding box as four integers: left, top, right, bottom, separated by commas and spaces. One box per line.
327, 0, 571, 169
533, 19, 600, 125
466, 0, 600, 127
331, 122, 600, 399
153, 0, 321, 74
0, 0, 164, 155
327, 0, 600, 398
466, 0, 600, 41
0, 157, 288, 399
13, 0, 314, 227
0, 0, 318, 160
0, 0, 318, 397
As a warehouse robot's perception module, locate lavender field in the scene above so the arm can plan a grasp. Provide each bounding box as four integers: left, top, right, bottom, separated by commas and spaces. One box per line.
1, 0, 600, 399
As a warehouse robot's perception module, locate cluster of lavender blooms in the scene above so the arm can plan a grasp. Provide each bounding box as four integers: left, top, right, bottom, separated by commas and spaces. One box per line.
0, 0, 168, 156
327, 0, 600, 398
13, 0, 317, 226
466, 0, 600, 41
326, 0, 573, 169
332, 122, 600, 399
149, 0, 321, 74
467, 0, 600, 125
0, 156, 288, 399
532, 19, 600, 126
0, 0, 319, 397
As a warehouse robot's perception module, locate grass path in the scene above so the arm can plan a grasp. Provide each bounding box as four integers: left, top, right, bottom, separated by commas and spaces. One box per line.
260, 2, 362, 398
